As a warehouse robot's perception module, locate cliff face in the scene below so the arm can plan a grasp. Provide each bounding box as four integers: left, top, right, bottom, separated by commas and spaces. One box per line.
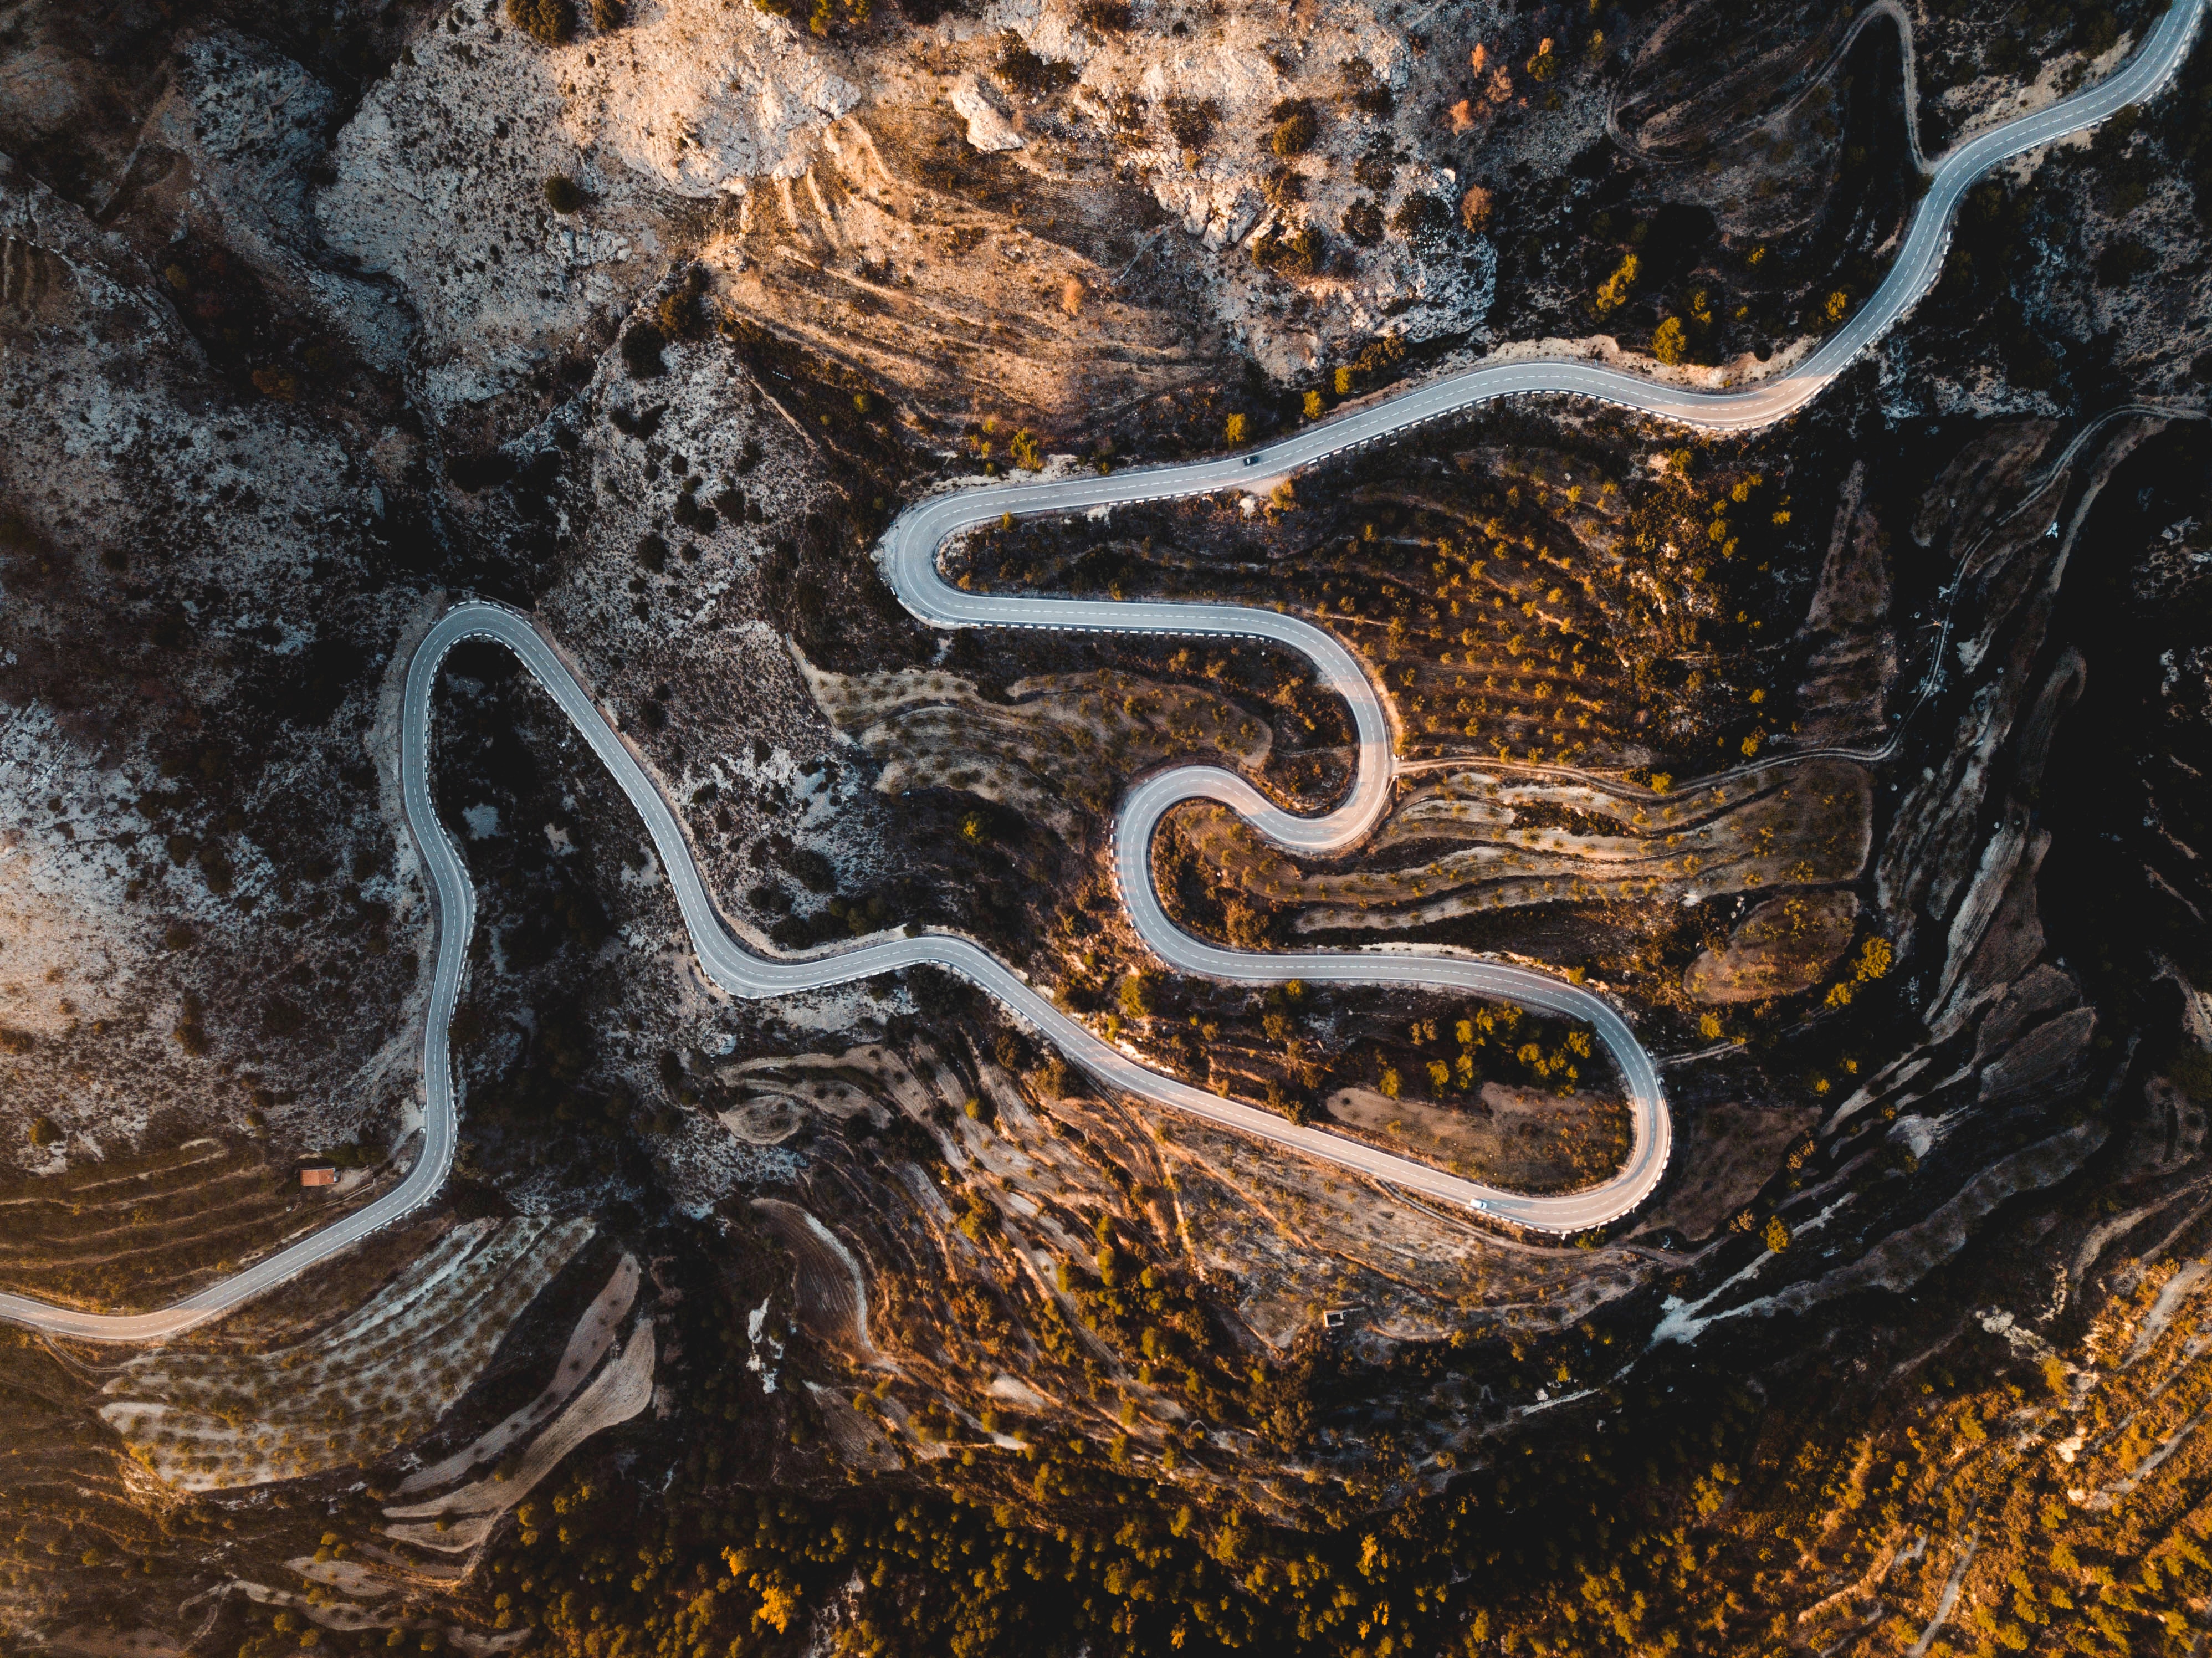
2, 0, 2211, 1650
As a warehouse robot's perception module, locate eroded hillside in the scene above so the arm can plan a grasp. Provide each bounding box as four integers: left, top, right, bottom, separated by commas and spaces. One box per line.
1, 0, 2210, 1651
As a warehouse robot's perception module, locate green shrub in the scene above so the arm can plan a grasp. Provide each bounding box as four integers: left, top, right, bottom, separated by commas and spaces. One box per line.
1388, 193, 1450, 243
1253, 222, 1324, 278
619, 320, 665, 379
542, 175, 583, 214
994, 33, 1076, 99
505, 0, 575, 45
1164, 97, 1217, 148
28, 1115, 60, 1147
590, 0, 624, 27
1651, 316, 1687, 364
1352, 143, 1397, 192
1269, 108, 1317, 158
2095, 238, 2153, 288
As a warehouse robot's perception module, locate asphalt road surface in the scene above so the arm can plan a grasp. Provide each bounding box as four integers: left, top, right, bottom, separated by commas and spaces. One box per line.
4, 0, 2198, 1340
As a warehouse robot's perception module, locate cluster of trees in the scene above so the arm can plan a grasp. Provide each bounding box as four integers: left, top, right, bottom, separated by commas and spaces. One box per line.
1368, 1004, 1599, 1103
1059, 1216, 1273, 1431
468, 1261, 2181, 1658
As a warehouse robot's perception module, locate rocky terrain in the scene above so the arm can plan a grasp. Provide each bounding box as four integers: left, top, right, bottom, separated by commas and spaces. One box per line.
0, 0, 2209, 1652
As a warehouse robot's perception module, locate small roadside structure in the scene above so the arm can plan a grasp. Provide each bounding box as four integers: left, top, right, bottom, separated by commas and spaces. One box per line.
299, 1165, 337, 1188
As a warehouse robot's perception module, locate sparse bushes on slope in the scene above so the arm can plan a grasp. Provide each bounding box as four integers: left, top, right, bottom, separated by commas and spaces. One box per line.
654, 268, 713, 342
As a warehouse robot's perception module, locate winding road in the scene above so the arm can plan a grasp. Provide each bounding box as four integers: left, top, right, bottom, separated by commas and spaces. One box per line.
2, 0, 2199, 1342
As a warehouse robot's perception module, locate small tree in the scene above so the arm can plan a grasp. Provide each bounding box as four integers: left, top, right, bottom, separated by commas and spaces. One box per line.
1594, 253, 1639, 315
1224, 413, 1248, 445
1118, 973, 1156, 1020
1651, 317, 1687, 365
1458, 184, 1494, 232
1763, 1216, 1791, 1252
543, 175, 583, 213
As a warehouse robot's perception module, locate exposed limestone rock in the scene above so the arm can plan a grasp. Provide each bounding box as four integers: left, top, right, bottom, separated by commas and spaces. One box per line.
1928, 808, 2035, 1019
946, 75, 1022, 152
1909, 421, 2056, 550
1932, 822, 2052, 1043
1636, 1101, 1820, 1242
1879, 422, 2155, 959
2013, 646, 2087, 793
1972, 963, 2080, 1068
1770, 1122, 2106, 1311
1792, 459, 1897, 746
136, 30, 409, 372
1978, 1004, 2096, 1102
